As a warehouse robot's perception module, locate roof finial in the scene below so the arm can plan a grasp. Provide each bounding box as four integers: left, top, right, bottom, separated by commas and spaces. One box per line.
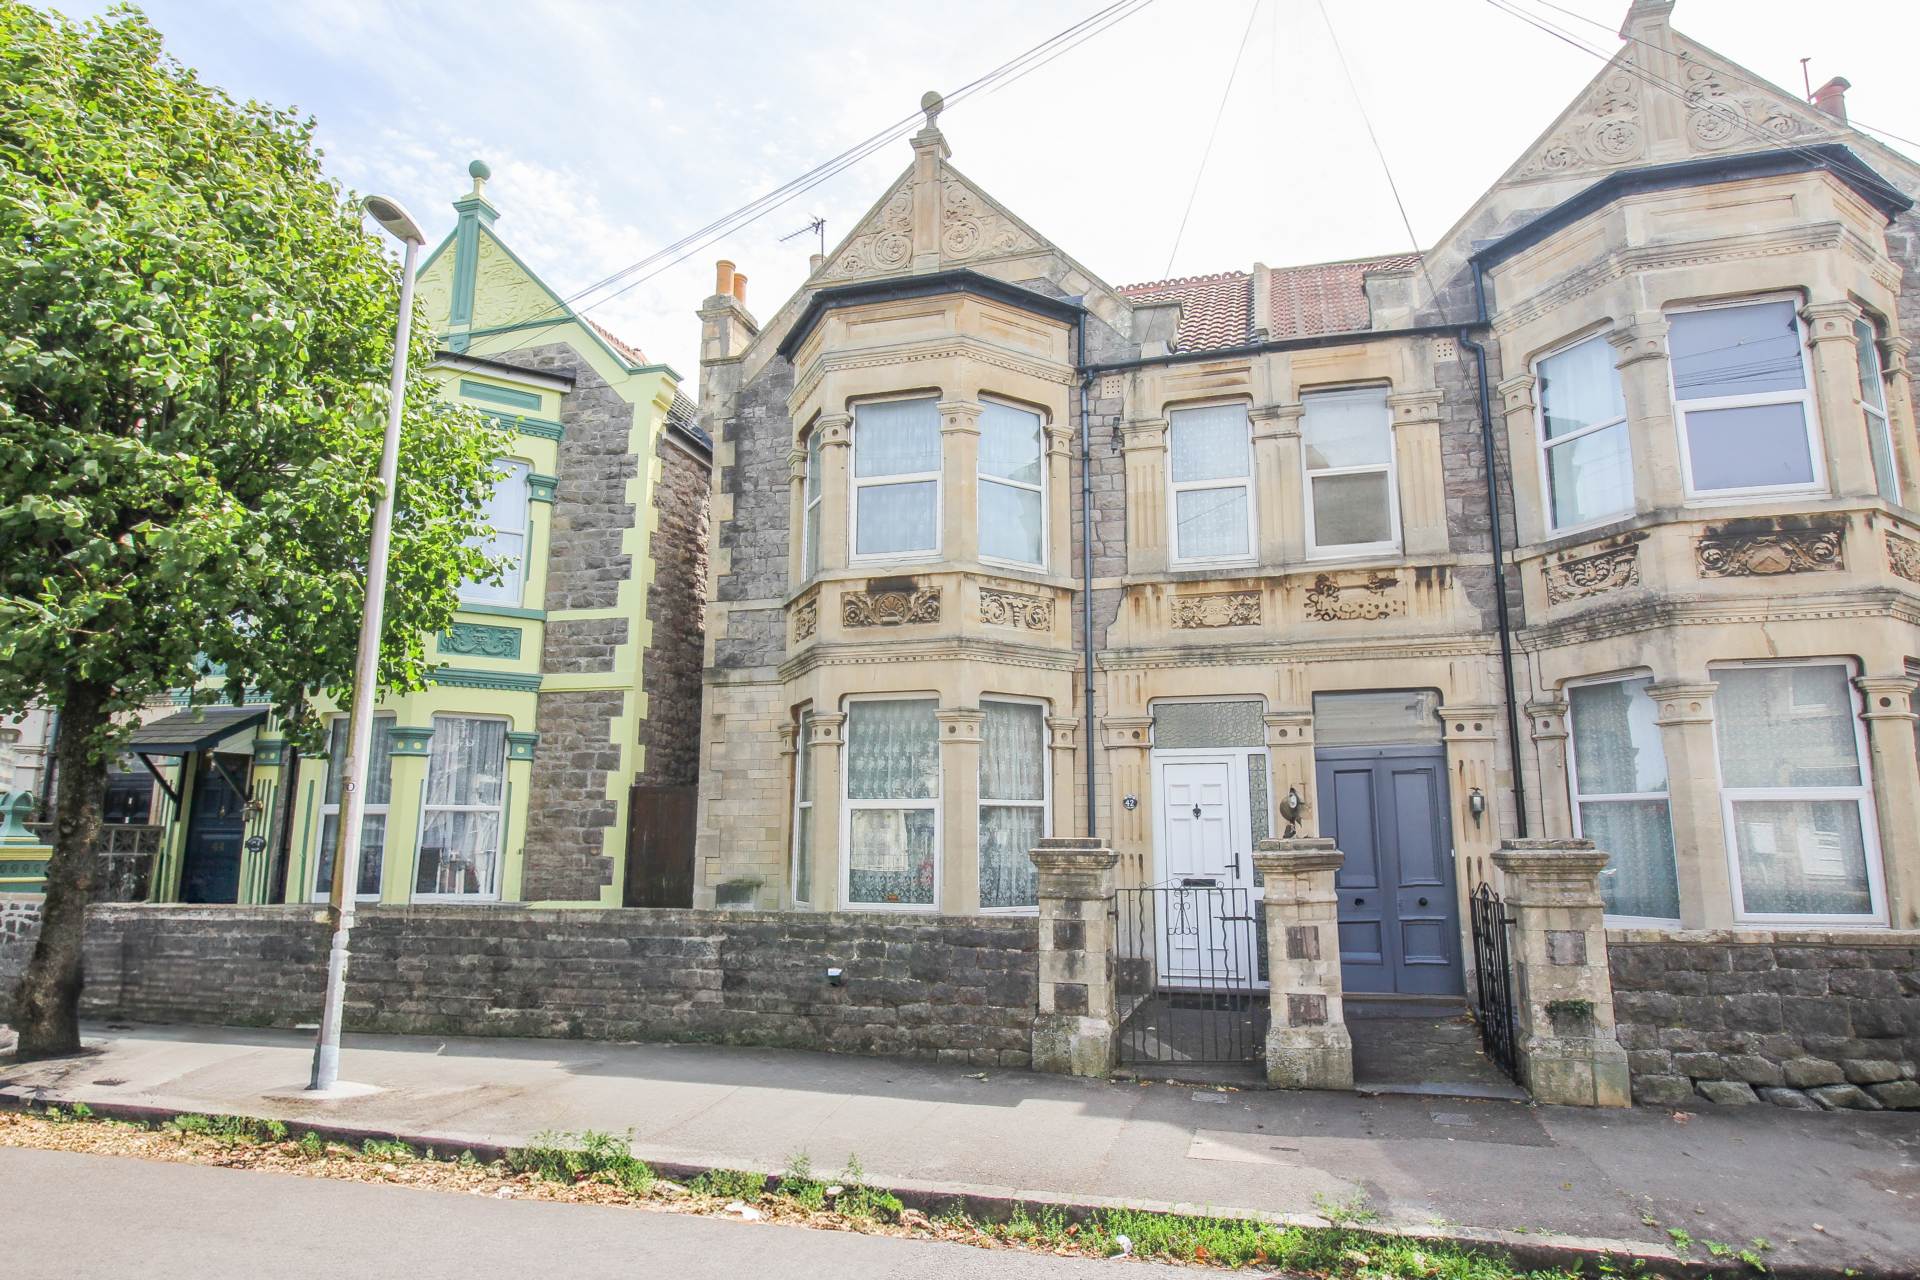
920, 90, 944, 133
467, 158, 491, 199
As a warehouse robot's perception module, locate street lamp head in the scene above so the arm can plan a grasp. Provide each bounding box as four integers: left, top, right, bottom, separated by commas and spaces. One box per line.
362, 194, 425, 245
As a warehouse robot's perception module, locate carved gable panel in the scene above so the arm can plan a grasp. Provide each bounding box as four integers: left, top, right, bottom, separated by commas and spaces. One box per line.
817, 167, 1042, 286
1513, 69, 1647, 184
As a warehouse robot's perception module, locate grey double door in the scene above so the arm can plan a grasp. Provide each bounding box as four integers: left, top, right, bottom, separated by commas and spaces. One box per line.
1314, 746, 1462, 996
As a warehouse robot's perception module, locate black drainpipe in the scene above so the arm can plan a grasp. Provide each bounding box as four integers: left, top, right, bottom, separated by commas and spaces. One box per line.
1457, 263, 1528, 838
1075, 310, 1098, 841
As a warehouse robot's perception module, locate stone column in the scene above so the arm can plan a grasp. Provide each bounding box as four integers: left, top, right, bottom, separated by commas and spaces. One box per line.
1497, 373, 1546, 542
1119, 418, 1168, 575
1610, 315, 1682, 507
938, 400, 982, 565
1883, 336, 1917, 509
936, 706, 984, 912
1101, 715, 1153, 885
1263, 710, 1316, 837
777, 719, 803, 906
1029, 838, 1119, 1077
1254, 839, 1352, 1089
1527, 697, 1574, 839
1645, 681, 1731, 929
1440, 705, 1501, 895
787, 444, 809, 590
1856, 675, 1920, 928
1490, 839, 1630, 1107
1252, 404, 1305, 564
1045, 424, 1074, 573
807, 711, 846, 910
1389, 390, 1448, 555
1805, 300, 1878, 499
815, 413, 852, 572
1046, 716, 1080, 839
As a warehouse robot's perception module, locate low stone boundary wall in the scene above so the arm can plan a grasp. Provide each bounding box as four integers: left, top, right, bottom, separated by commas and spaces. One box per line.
1608, 929, 1919, 1111
0, 904, 1039, 1067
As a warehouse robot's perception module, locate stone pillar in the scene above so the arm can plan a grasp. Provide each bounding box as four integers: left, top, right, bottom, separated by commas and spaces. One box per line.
1440, 705, 1500, 894
1882, 336, 1917, 509
777, 719, 804, 906
1263, 710, 1316, 836
1101, 715, 1153, 886
807, 711, 846, 910
1389, 390, 1447, 555
1046, 716, 1080, 839
938, 400, 982, 564
1496, 373, 1546, 541
1804, 300, 1879, 499
1254, 839, 1352, 1090
1045, 424, 1074, 573
1526, 698, 1574, 839
787, 444, 809, 590
1490, 839, 1630, 1107
1645, 681, 1731, 929
1856, 674, 1920, 928
1029, 838, 1119, 1077
1252, 403, 1306, 564
936, 706, 984, 912
815, 413, 852, 572
1610, 315, 1682, 507
1119, 419, 1168, 575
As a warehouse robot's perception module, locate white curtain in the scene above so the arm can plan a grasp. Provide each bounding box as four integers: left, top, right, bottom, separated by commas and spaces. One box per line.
1547, 422, 1632, 528
418, 718, 507, 897
1169, 404, 1248, 482
1569, 678, 1679, 920
1538, 336, 1624, 440
803, 429, 822, 577
854, 398, 940, 477
846, 700, 939, 799
979, 401, 1043, 564
461, 461, 530, 606
316, 716, 394, 897
979, 402, 1042, 484
979, 702, 1044, 908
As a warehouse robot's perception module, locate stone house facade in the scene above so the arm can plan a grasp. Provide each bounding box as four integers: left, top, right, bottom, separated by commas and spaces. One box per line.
692, 0, 1920, 1042
86, 162, 711, 910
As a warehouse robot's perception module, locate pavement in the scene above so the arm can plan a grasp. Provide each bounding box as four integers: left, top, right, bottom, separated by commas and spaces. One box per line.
4, 1022, 1920, 1276
0, 1146, 1192, 1280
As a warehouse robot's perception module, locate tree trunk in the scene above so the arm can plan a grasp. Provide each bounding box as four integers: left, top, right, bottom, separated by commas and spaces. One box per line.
11, 679, 110, 1060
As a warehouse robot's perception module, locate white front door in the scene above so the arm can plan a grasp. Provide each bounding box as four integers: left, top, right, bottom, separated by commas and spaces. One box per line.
1153, 755, 1257, 985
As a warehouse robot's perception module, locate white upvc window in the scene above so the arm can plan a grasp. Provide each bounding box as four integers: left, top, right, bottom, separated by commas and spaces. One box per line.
313, 714, 394, 901
1168, 402, 1255, 564
842, 697, 939, 909
1303, 386, 1398, 556
460, 459, 532, 606
1566, 675, 1680, 924
1856, 319, 1899, 504
801, 427, 823, 580
791, 707, 814, 905
979, 698, 1047, 911
1536, 334, 1633, 532
414, 715, 508, 900
851, 397, 940, 561
1711, 660, 1885, 924
978, 399, 1045, 567
1668, 297, 1823, 500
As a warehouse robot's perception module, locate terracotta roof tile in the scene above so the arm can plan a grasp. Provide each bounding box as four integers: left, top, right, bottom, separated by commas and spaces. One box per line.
586, 316, 649, 365
1116, 271, 1250, 352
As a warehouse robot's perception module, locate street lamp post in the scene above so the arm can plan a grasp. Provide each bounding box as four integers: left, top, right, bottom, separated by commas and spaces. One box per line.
308, 194, 427, 1094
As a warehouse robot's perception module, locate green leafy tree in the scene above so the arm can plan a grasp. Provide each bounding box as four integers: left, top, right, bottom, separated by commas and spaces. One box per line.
0, 2, 510, 1058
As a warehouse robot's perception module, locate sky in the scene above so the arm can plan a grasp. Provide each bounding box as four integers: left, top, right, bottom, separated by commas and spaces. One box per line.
48, 0, 1920, 383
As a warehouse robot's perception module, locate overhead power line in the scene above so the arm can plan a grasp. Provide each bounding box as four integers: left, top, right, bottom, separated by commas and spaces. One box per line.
1161, 0, 1262, 279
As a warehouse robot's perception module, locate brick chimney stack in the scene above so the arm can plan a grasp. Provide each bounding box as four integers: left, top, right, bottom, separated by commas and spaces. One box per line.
1811, 76, 1850, 124
698, 257, 760, 406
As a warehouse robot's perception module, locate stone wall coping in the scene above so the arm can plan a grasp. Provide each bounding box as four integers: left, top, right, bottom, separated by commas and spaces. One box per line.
1252, 839, 1343, 875
81, 903, 1040, 934
1608, 926, 1920, 947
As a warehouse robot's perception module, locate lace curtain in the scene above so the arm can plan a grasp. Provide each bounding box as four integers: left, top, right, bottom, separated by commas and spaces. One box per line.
417, 718, 507, 897
979, 702, 1044, 909
846, 700, 939, 799
854, 398, 940, 476
1715, 665, 1873, 915
1169, 404, 1248, 482
1174, 488, 1248, 559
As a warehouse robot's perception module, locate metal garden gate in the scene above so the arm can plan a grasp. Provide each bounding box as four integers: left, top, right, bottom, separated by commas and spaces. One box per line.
1114, 880, 1266, 1068
1469, 882, 1521, 1083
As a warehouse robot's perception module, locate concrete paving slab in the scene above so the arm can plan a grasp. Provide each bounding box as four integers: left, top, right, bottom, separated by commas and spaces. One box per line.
3, 1021, 1917, 1276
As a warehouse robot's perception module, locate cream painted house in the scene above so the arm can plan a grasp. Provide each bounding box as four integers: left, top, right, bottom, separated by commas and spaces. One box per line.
693, 0, 1920, 1018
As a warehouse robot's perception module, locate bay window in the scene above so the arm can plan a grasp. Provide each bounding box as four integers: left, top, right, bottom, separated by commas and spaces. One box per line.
979, 400, 1045, 566
852, 397, 940, 559
1303, 387, 1397, 555
1712, 661, 1883, 922
1856, 319, 1899, 504
791, 708, 814, 905
802, 427, 823, 579
1567, 676, 1680, 922
843, 698, 939, 907
416, 715, 507, 899
1669, 299, 1821, 498
979, 700, 1045, 910
1537, 335, 1633, 530
1168, 402, 1254, 564
314, 715, 394, 900
460, 460, 531, 606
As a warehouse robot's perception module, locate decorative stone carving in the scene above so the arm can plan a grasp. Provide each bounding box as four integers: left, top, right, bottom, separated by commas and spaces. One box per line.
439, 621, 521, 659
1696, 528, 1843, 577
1543, 545, 1640, 606
979, 588, 1052, 630
1514, 71, 1644, 181
1887, 533, 1920, 584
1677, 51, 1819, 151
1302, 573, 1404, 622
841, 588, 940, 627
821, 187, 914, 281
1171, 591, 1260, 629
791, 595, 818, 641
940, 178, 1036, 262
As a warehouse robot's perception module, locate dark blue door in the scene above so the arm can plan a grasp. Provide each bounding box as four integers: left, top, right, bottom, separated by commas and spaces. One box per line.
1315, 746, 1461, 996
180, 752, 248, 904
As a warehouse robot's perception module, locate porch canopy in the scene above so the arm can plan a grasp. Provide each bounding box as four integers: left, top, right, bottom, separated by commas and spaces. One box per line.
126, 707, 269, 804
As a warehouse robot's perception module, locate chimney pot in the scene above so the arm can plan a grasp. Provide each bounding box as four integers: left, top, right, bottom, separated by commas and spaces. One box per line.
714, 259, 735, 298
731, 272, 748, 304
1811, 76, 1851, 123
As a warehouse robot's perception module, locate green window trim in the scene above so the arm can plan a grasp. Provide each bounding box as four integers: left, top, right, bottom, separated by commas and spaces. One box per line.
528, 473, 558, 503
458, 603, 546, 621
253, 738, 287, 766
476, 408, 564, 441
431, 667, 543, 692
440, 622, 523, 660
389, 725, 436, 757
506, 731, 539, 761
459, 378, 542, 412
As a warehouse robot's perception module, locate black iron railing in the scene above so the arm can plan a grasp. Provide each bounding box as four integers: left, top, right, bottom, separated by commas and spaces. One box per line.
1469, 882, 1521, 1083
1114, 880, 1266, 1068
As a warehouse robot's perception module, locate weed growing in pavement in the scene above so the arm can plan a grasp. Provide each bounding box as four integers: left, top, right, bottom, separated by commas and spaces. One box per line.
1312, 1191, 1382, 1227
361, 1139, 413, 1161
296, 1130, 326, 1158
778, 1153, 827, 1211
688, 1167, 766, 1200
165, 1113, 286, 1143
506, 1129, 654, 1196
1666, 1226, 1693, 1251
